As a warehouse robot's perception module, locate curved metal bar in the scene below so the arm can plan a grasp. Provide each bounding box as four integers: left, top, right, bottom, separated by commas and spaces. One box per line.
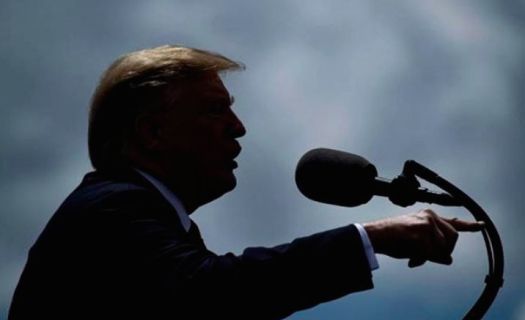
405, 161, 504, 320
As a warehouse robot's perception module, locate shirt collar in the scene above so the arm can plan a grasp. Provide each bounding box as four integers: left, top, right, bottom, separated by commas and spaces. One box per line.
134, 168, 192, 233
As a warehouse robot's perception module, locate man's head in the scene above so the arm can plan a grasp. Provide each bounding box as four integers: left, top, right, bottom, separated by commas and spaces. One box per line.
88, 45, 246, 211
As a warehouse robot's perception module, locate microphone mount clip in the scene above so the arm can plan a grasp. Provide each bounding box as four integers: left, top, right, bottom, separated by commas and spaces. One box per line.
388, 161, 421, 207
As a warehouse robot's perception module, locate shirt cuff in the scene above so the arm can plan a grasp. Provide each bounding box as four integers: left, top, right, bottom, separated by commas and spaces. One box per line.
354, 223, 379, 271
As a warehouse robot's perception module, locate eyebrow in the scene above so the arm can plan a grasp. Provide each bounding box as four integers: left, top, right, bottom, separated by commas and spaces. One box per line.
200, 93, 234, 106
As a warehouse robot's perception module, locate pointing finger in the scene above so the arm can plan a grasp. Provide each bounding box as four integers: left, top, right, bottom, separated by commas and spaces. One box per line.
442, 217, 485, 232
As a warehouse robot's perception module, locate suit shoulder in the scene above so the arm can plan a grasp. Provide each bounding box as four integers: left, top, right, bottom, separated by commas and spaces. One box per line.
57, 173, 169, 221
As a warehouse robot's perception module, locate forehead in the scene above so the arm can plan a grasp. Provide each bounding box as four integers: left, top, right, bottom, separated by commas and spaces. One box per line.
167, 71, 230, 103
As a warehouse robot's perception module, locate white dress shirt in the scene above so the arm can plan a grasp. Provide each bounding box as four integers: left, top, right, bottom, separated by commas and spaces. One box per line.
135, 169, 192, 232
135, 168, 378, 270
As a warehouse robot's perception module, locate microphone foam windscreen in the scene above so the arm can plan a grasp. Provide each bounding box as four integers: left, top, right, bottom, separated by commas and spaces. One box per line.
295, 148, 378, 207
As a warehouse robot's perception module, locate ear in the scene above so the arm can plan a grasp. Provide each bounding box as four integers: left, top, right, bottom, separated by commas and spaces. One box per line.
134, 114, 164, 151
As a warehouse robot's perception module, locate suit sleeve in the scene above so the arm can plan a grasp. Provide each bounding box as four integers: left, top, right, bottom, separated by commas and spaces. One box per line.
94, 190, 374, 319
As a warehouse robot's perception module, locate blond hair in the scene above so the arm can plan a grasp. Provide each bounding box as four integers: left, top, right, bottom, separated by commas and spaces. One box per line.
88, 45, 244, 171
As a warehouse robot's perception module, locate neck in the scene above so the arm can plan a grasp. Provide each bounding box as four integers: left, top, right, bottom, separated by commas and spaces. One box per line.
134, 162, 201, 214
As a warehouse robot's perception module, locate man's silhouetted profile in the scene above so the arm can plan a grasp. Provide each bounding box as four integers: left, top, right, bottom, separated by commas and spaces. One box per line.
9, 45, 484, 319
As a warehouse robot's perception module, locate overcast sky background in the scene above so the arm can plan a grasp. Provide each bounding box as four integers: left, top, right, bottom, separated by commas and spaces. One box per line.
1, 0, 524, 319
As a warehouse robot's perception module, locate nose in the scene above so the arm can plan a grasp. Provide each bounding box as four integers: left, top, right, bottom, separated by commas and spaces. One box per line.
229, 110, 246, 138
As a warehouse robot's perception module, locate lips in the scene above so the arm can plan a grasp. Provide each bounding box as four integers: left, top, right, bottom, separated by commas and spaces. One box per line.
229, 142, 242, 168
229, 140, 242, 159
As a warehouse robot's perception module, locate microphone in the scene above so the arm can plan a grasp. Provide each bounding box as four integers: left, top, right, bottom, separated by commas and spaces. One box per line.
295, 148, 460, 207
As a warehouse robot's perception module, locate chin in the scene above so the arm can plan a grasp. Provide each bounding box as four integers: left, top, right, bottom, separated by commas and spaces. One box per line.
222, 172, 237, 192
205, 172, 237, 201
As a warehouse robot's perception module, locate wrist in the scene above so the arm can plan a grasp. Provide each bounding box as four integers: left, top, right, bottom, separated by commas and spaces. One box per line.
363, 221, 386, 254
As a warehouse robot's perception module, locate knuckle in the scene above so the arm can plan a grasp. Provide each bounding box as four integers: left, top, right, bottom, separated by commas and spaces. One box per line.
414, 213, 429, 224
418, 210, 438, 225
422, 208, 437, 217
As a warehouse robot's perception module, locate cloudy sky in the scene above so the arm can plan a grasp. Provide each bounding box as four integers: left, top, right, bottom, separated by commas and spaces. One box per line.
1, 0, 524, 319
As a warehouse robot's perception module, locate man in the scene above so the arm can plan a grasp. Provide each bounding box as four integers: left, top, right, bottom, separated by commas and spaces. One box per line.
9, 45, 484, 319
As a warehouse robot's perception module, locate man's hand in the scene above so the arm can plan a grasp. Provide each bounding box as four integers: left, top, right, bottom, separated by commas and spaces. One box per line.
363, 209, 485, 268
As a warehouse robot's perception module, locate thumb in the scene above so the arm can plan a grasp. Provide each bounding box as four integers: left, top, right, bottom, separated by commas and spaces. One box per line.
408, 257, 426, 268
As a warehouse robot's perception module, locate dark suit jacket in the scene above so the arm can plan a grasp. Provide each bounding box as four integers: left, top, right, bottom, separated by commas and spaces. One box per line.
9, 169, 373, 319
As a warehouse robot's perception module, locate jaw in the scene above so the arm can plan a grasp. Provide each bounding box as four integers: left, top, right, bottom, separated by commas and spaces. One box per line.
198, 169, 238, 202
172, 167, 238, 213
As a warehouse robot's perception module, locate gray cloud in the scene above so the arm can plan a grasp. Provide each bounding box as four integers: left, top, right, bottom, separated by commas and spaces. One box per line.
1, 0, 523, 318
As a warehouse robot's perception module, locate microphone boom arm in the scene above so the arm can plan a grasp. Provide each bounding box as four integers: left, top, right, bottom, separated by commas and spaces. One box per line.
400, 160, 504, 320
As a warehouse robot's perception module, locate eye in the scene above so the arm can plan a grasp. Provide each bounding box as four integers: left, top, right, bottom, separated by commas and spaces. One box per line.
207, 104, 228, 117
